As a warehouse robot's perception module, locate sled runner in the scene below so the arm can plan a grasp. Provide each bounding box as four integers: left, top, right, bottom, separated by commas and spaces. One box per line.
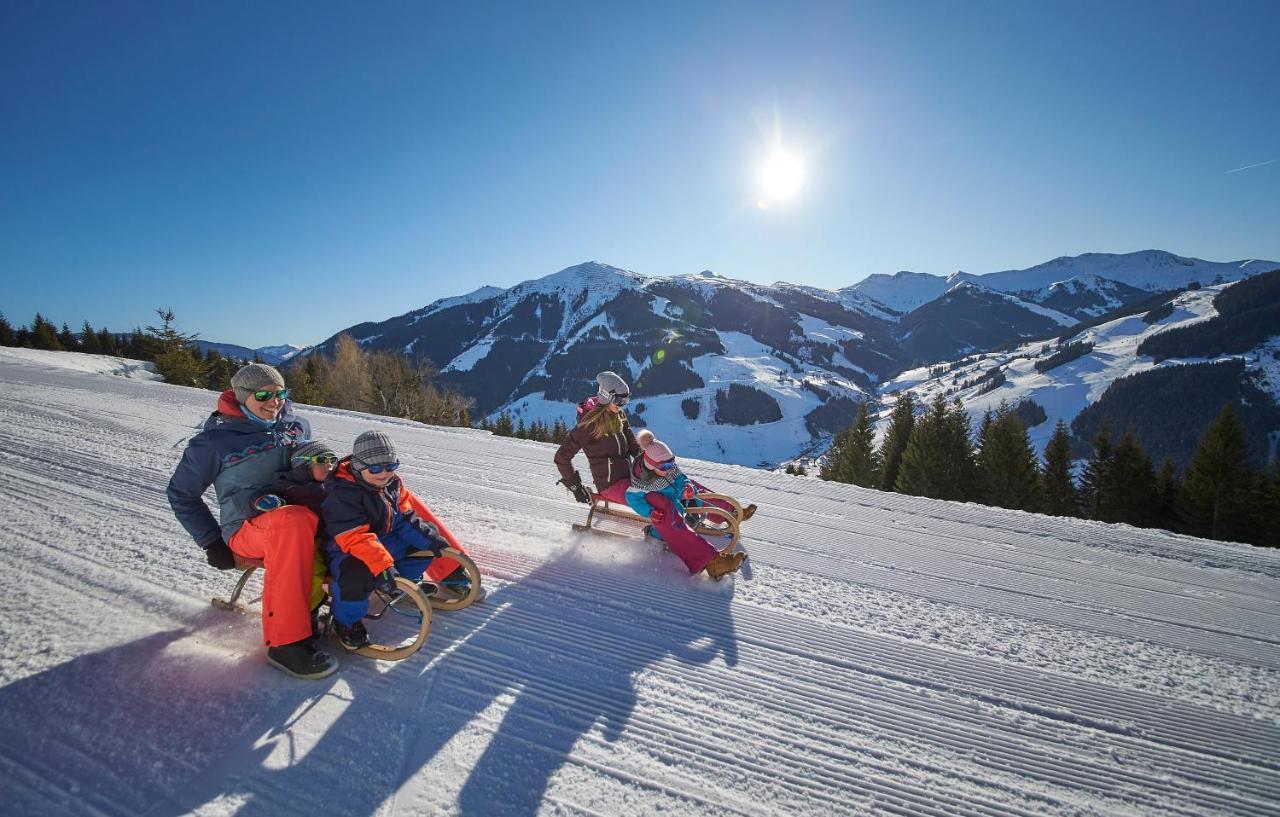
212, 546, 483, 661
572, 492, 743, 555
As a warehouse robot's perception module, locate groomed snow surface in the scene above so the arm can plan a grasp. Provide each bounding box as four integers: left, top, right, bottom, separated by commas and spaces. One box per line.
1, 351, 1278, 817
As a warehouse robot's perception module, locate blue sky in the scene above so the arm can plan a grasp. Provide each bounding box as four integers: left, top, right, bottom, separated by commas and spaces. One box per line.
2, 1, 1278, 348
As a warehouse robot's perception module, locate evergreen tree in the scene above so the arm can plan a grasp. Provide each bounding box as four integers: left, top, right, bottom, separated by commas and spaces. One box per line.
0, 312, 13, 346
836, 401, 880, 487
1040, 419, 1079, 517
57, 322, 79, 351
479, 416, 493, 433
552, 417, 568, 443
287, 364, 322, 405
515, 418, 527, 439
819, 428, 850, 482
1261, 458, 1280, 548
896, 395, 974, 501
79, 320, 102, 354
879, 391, 915, 491
303, 353, 332, 407
1107, 429, 1157, 527
1079, 420, 1115, 520
146, 308, 207, 386
494, 411, 514, 437
975, 401, 1040, 511
1182, 404, 1261, 542
31, 313, 62, 351
1153, 457, 1182, 533
97, 327, 120, 356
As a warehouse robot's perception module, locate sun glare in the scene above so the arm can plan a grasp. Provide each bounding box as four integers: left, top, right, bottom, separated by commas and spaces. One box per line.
756, 149, 804, 208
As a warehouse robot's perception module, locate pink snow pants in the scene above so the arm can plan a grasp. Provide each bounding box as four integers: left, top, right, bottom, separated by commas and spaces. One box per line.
644, 493, 719, 575
229, 505, 318, 648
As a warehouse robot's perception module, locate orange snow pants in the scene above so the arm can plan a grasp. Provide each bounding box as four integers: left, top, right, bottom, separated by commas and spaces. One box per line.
229, 505, 319, 648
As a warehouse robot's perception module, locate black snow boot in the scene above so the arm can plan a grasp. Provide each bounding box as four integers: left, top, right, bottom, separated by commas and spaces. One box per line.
267, 638, 338, 680
333, 619, 371, 651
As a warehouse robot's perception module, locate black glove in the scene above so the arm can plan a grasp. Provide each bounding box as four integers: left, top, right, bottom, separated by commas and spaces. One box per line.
374, 568, 399, 595
559, 472, 593, 504
205, 539, 237, 571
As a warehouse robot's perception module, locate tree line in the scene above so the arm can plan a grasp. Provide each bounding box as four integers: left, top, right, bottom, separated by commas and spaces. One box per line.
821, 392, 1279, 548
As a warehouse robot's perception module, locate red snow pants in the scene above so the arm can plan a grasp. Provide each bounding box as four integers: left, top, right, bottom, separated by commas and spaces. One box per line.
645, 493, 719, 575
229, 505, 319, 648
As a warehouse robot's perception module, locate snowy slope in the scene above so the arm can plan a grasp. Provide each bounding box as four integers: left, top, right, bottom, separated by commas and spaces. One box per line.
880, 281, 1280, 456
3, 352, 1278, 817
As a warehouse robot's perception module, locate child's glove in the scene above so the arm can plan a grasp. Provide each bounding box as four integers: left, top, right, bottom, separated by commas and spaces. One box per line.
649, 508, 666, 526
374, 568, 398, 595
681, 483, 695, 501
253, 494, 285, 512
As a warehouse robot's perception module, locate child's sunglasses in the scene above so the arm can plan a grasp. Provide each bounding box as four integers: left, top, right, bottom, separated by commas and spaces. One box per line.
294, 454, 338, 466
362, 461, 400, 474
654, 459, 677, 472
251, 388, 290, 402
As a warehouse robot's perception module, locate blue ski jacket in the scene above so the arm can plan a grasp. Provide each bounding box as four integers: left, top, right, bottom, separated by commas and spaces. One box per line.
167, 390, 310, 550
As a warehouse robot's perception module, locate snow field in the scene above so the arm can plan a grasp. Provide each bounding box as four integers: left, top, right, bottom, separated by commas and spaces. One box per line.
0, 352, 1278, 816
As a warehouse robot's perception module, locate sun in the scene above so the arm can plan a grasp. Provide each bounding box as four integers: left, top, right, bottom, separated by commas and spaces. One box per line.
756, 149, 805, 208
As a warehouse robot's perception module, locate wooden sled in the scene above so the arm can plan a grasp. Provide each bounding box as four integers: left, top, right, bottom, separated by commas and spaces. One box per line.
211, 546, 482, 662
572, 493, 743, 555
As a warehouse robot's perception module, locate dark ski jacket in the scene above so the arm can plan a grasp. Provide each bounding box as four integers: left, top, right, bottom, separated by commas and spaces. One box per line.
322, 457, 450, 574
168, 390, 310, 549
257, 464, 330, 530
553, 395, 642, 492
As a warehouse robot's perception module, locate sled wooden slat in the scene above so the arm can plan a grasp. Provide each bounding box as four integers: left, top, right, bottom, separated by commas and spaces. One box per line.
578, 494, 742, 553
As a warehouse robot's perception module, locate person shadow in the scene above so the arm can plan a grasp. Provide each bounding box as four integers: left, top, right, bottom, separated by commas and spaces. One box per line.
11, 550, 740, 817
213, 547, 743, 816
0, 611, 297, 817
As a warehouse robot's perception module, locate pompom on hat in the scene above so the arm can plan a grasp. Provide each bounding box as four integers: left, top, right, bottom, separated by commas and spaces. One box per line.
351, 431, 397, 471
231, 363, 286, 404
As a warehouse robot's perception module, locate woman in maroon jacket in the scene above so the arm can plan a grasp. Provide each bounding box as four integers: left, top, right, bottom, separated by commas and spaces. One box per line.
554, 371, 640, 504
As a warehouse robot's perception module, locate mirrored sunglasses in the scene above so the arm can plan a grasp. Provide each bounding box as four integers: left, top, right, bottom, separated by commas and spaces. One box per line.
362, 461, 400, 474
295, 454, 338, 466
654, 459, 676, 472
251, 388, 290, 402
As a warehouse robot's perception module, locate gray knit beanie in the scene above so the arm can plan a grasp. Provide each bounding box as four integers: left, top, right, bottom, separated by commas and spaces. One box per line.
231, 363, 286, 403
290, 440, 336, 466
351, 431, 397, 470
596, 371, 630, 404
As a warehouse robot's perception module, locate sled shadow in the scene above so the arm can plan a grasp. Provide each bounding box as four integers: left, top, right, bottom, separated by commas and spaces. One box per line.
216, 549, 742, 817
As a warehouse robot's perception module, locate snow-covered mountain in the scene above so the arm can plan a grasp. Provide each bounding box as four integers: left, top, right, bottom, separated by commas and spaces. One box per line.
881, 270, 1280, 467
850, 250, 1277, 320
195, 340, 304, 365
308, 252, 1279, 470
2, 350, 1277, 817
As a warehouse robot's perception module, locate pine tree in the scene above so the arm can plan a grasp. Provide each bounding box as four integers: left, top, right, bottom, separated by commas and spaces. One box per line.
1182, 404, 1261, 543
494, 411, 514, 437
0, 312, 13, 346
552, 417, 568, 443
896, 395, 974, 501
819, 429, 850, 482
1041, 419, 1079, 517
1260, 458, 1280, 548
1107, 429, 1157, 527
1079, 420, 1115, 520
515, 418, 528, 439
975, 401, 1040, 511
31, 314, 62, 351
879, 391, 915, 492
98, 327, 120, 356
837, 401, 880, 487
57, 322, 79, 351
1153, 457, 1182, 533
458, 404, 472, 428
146, 308, 207, 386
79, 320, 102, 354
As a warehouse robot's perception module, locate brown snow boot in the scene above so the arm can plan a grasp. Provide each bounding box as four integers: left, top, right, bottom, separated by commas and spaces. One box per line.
740, 504, 757, 521
705, 551, 747, 580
